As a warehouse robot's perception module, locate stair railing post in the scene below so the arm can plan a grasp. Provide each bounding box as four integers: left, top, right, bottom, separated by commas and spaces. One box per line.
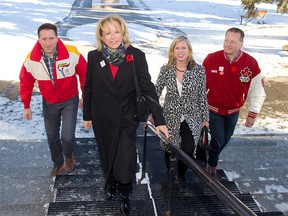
165, 153, 176, 216
138, 124, 148, 183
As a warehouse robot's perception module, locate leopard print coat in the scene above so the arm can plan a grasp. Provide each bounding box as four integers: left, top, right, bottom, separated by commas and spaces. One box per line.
155, 63, 209, 152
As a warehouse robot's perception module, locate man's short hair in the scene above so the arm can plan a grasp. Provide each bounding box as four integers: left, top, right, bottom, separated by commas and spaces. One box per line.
226, 27, 244, 41
37, 23, 58, 38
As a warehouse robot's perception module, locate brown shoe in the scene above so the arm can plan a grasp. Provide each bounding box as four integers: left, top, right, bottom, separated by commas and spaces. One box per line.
64, 153, 75, 173
50, 162, 65, 177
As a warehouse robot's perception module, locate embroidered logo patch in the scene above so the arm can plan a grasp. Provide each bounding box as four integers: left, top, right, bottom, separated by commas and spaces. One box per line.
57, 62, 70, 77
239, 67, 252, 82
218, 66, 224, 75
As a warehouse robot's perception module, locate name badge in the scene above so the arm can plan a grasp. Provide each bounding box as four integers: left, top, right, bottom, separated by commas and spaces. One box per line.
100, 60, 106, 68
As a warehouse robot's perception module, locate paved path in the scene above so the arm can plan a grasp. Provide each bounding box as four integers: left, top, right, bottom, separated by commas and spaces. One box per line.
55, 0, 181, 48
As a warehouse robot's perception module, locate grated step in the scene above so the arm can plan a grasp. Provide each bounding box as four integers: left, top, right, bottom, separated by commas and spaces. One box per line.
73, 145, 98, 158
47, 200, 155, 216
152, 193, 261, 216
65, 164, 103, 175
55, 184, 150, 202
257, 213, 285, 216
150, 180, 241, 197
54, 174, 105, 189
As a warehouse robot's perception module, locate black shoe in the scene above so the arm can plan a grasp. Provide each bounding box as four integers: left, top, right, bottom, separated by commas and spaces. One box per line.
106, 184, 116, 201
119, 193, 131, 215
177, 174, 186, 192
210, 171, 219, 180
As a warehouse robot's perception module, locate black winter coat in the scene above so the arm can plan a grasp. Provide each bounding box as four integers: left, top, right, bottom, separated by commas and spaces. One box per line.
83, 45, 165, 185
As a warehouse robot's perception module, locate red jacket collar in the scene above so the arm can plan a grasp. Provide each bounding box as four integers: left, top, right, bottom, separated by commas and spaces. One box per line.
30, 38, 69, 61
223, 50, 243, 63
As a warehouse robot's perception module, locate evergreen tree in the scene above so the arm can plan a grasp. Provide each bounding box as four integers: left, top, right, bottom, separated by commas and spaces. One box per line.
241, 0, 287, 14
276, 0, 288, 13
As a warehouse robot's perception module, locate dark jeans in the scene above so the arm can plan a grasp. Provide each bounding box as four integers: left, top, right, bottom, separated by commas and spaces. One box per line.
208, 111, 239, 167
43, 96, 79, 167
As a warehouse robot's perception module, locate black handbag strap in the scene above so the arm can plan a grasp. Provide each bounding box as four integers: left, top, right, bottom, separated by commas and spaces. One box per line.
200, 126, 209, 146
131, 55, 162, 106
200, 126, 221, 152
131, 55, 142, 103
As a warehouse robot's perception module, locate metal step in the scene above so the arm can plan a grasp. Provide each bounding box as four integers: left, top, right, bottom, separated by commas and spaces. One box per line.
47, 200, 155, 216
55, 184, 150, 202
151, 180, 241, 196
151, 182, 261, 215
54, 174, 105, 189
49, 193, 283, 216
256, 213, 285, 216
64, 163, 103, 176
73, 144, 98, 158
154, 193, 261, 215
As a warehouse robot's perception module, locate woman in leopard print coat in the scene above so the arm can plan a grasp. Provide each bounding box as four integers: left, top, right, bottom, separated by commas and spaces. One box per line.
155, 36, 209, 185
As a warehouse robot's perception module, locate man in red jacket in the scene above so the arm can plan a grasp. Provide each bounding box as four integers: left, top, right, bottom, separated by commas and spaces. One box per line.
19, 23, 87, 177
203, 27, 266, 177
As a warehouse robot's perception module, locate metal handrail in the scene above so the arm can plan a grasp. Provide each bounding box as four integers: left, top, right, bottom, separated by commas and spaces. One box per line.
146, 121, 257, 216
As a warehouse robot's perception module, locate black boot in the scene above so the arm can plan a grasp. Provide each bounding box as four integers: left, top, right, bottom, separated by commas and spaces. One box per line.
106, 184, 116, 201
119, 193, 131, 215
177, 173, 186, 192
177, 161, 187, 192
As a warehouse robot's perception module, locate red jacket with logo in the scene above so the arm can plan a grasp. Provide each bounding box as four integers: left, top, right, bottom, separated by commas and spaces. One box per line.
203, 50, 266, 117
19, 39, 87, 109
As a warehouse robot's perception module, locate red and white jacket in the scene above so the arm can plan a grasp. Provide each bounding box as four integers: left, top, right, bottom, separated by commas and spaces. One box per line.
203, 50, 266, 118
19, 39, 87, 109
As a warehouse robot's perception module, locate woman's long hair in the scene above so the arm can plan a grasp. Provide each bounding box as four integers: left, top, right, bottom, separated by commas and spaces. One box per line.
95, 15, 131, 50
167, 35, 196, 69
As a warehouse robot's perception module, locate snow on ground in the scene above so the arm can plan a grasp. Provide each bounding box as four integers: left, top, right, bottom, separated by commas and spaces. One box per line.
0, 0, 287, 139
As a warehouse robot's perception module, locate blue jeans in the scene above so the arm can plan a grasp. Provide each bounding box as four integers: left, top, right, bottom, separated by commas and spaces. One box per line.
208, 111, 239, 167
43, 96, 79, 167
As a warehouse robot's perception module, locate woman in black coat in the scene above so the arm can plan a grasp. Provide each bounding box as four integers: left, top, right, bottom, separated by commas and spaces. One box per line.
83, 15, 169, 216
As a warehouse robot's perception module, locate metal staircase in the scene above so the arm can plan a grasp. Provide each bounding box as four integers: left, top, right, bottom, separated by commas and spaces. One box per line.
46, 136, 285, 216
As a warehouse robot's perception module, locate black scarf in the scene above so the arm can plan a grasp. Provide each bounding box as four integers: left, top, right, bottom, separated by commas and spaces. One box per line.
102, 42, 127, 66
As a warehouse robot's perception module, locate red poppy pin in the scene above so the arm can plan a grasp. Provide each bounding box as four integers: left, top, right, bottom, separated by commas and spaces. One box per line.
231, 66, 237, 72
126, 54, 133, 62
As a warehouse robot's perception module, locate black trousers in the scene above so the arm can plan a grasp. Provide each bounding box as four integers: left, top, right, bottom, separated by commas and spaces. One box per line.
165, 121, 195, 177
107, 176, 132, 195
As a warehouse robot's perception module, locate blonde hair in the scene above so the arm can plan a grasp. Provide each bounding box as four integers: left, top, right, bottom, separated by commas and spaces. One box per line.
95, 15, 131, 50
167, 35, 195, 69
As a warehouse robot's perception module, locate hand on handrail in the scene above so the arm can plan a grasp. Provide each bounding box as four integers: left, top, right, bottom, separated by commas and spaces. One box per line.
156, 125, 169, 139
146, 120, 170, 144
